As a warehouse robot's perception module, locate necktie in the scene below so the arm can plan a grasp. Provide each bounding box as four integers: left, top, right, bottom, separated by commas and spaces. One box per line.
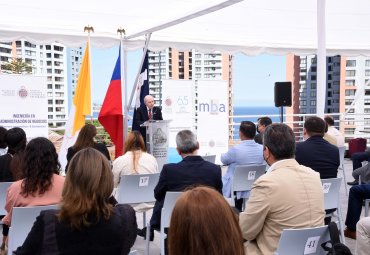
148, 109, 152, 120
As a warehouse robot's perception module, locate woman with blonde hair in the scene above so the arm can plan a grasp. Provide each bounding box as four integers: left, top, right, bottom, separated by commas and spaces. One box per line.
15, 148, 137, 255
169, 186, 245, 255
112, 131, 158, 187
66, 123, 110, 172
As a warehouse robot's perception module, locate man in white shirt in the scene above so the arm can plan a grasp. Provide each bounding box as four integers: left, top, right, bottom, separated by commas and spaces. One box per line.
324, 115, 345, 147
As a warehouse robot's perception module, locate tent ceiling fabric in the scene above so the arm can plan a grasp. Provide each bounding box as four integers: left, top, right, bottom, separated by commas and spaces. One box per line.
1, 0, 370, 55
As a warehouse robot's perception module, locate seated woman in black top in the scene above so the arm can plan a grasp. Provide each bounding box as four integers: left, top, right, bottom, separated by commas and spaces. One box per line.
66, 123, 110, 172
15, 148, 137, 255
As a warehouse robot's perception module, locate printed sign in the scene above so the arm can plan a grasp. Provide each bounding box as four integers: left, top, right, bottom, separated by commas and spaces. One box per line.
248, 171, 256, 180
322, 183, 331, 194
304, 236, 321, 254
139, 176, 150, 187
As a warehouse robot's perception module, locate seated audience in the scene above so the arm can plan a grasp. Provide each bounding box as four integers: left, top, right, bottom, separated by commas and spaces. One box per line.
138, 130, 222, 241
356, 217, 370, 255
254, 116, 272, 145
15, 148, 137, 255
344, 184, 370, 239
221, 121, 264, 212
66, 123, 110, 172
296, 116, 339, 180
324, 115, 345, 147
169, 186, 244, 255
350, 150, 370, 185
0, 127, 27, 182
0, 126, 7, 156
112, 131, 158, 187
323, 122, 337, 146
239, 123, 325, 255
351, 164, 370, 185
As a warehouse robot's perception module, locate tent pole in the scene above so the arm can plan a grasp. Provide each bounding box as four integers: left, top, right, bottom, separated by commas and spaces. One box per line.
316, 0, 326, 117
127, 33, 152, 110
117, 29, 126, 143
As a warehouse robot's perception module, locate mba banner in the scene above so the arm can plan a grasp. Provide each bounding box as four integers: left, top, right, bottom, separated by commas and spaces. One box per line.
161, 80, 194, 147
197, 80, 228, 164
0, 75, 48, 139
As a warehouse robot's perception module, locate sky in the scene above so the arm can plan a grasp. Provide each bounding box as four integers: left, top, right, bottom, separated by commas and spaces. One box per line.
90, 47, 286, 108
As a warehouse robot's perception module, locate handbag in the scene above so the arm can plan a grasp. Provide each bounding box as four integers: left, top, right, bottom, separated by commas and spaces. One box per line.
321, 222, 352, 255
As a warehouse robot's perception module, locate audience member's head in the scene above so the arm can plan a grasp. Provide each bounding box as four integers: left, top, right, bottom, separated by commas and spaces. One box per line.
263, 123, 295, 165
257, 116, 272, 134
176, 130, 199, 155
169, 186, 244, 255
304, 116, 326, 138
124, 131, 145, 153
21, 137, 60, 197
144, 95, 155, 109
59, 148, 113, 230
0, 126, 7, 149
324, 115, 335, 127
240, 121, 256, 140
5, 127, 26, 154
73, 123, 97, 151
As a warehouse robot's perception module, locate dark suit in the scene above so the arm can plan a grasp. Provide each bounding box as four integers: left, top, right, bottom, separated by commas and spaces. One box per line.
133, 105, 163, 144
295, 135, 339, 179
150, 156, 223, 228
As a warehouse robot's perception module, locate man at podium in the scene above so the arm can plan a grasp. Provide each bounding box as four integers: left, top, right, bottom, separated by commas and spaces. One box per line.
133, 95, 163, 144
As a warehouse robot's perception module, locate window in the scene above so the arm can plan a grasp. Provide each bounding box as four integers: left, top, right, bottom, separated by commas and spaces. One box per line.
346, 70, 356, 77
300, 58, 306, 64
300, 92, 306, 98
310, 91, 316, 97
311, 83, 317, 89
310, 108, 316, 114
346, 60, 356, 67
195, 60, 201, 65
346, 80, 355, 86
300, 75, 306, 81
345, 89, 356, 96
366, 60, 370, 67
327, 91, 332, 97
311, 75, 316, 81
366, 70, 370, 76
310, 100, 316, 106
311, 58, 317, 64
345, 99, 353, 105
300, 100, 307, 106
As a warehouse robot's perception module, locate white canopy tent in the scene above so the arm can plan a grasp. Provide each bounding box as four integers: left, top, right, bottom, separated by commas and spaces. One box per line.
1, 0, 370, 115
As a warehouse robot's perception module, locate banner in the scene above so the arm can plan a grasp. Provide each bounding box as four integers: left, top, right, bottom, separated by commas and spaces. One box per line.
161, 80, 194, 147
197, 80, 229, 164
0, 74, 48, 140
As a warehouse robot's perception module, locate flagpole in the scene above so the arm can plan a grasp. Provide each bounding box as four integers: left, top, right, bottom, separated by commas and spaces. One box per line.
127, 33, 152, 110
117, 28, 126, 143
85, 26, 93, 123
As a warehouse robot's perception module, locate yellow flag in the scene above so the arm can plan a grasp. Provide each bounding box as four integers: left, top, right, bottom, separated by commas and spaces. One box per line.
72, 41, 91, 134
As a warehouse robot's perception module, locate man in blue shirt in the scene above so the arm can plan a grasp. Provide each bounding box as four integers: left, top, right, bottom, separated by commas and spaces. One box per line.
221, 121, 264, 211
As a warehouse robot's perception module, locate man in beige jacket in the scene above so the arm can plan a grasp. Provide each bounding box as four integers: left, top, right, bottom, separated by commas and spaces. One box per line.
239, 123, 325, 255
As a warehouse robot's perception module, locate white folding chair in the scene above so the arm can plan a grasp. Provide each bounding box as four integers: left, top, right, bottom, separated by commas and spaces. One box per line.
0, 182, 12, 217
321, 177, 346, 244
365, 199, 370, 217
159, 192, 182, 255
116, 173, 159, 255
338, 146, 348, 196
7, 204, 59, 255
275, 225, 329, 255
201, 155, 216, 164
231, 165, 265, 210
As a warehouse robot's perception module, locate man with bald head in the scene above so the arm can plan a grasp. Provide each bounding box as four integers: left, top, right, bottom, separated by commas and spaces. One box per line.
133, 95, 163, 144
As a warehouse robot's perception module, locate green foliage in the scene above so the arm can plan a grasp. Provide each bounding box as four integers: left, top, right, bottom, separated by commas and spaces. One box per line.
2, 58, 32, 74
88, 120, 113, 146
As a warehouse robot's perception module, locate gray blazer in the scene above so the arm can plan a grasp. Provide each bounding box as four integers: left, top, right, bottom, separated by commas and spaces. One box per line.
353, 164, 370, 184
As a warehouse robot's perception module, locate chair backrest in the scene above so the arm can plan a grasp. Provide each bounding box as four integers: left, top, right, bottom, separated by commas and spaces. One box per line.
202, 155, 216, 164
232, 165, 266, 192
275, 225, 329, 255
338, 146, 345, 167
8, 204, 59, 254
0, 182, 12, 216
161, 192, 182, 228
321, 177, 342, 210
116, 173, 160, 204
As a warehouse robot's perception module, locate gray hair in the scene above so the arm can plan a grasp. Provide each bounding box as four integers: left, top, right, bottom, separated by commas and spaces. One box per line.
176, 130, 198, 154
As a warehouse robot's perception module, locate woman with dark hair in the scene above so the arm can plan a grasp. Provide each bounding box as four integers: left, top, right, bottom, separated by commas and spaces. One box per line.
169, 186, 245, 255
15, 148, 137, 255
112, 131, 158, 187
66, 123, 110, 172
0, 127, 27, 181
2, 137, 65, 227
0, 126, 7, 156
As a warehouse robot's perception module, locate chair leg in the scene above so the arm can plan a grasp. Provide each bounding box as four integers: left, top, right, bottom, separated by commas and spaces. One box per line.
341, 165, 348, 196
143, 212, 146, 228
160, 225, 165, 255
337, 206, 346, 245
145, 222, 150, 255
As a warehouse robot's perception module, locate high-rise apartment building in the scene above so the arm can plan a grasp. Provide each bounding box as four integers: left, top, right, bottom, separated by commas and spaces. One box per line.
147, 48, 233, 138
0, 41, 82, 128
286, 54, 370, 142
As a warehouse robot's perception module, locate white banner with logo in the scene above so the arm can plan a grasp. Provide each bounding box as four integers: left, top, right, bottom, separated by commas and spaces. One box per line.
161, 80, 194, 147
197, 80, 229, 164
0, 75, 48, 140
